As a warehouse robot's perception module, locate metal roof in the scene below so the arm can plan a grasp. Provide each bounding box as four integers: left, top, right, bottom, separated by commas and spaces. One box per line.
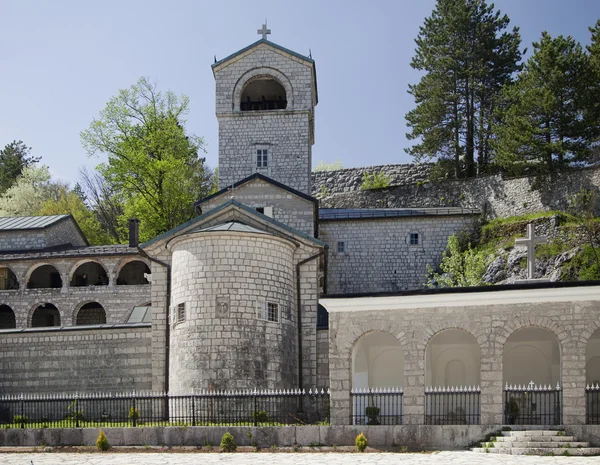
0, 215, 70, 231
194, 221, 272, 235
319, 207, 480, 221
0, 245, 140, 261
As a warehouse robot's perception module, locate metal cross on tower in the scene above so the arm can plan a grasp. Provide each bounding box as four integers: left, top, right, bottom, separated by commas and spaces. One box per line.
257, 22, 271, 40
515, 223, 547, 280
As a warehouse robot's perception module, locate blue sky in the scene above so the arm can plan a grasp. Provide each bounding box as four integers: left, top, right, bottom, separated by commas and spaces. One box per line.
1, 0, 599, 184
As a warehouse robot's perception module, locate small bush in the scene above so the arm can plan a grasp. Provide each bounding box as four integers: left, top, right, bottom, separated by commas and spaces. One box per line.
220, 432, 237, 452
96, 430, 110, 451
128, 406, 140, 422
360, 171, 391, 190
356, 432, 368, 452
12, 415, 28, 426
251, 410, 269, 423
314, 159, 344, 172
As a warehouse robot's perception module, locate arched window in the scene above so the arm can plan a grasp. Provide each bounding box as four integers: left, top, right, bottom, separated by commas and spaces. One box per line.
71, 262, 109, 287
241, 79, 287, 111
31, 303, 61, 327
0, 305, 16, 329
0, 267, 19, 290
27, 265, 62, 289
117, 261, 150, 285
75, 302, 107, 325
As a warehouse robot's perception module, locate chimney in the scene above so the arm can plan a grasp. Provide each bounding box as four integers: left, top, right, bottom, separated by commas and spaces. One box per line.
128, 218, 140, 247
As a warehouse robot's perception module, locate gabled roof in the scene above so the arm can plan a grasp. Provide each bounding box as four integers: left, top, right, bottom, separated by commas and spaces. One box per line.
212, 39, 318, 104
194, 220, 272, 235
141, 199, 326, 249
194, 172, 318, 211
213, 39, 314, 69
0, 214, 71, 231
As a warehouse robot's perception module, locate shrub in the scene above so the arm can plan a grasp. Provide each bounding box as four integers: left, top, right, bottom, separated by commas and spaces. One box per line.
356, 432, 368, 452
251, 410, 269, 423
220, 432, 237, 452
128, 406, 140, 422
12, 415, 28, 426
360, 171, 391, 190
96, 430, 110, 451
314, 159, 343, 172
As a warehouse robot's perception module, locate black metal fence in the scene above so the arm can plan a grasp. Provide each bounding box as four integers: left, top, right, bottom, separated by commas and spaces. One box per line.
0, 389, 330, 428
586, 384, 600, 424
350, 387, 403, 425
425, 386, 481, 425
503, 383, 562, 425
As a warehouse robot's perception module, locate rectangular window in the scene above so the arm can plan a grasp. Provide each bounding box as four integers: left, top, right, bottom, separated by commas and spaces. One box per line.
256, 149, 268, 168
337, 241, 345, 253
258, 301, 279, 322
177, 302, 186, 323
410, 233, 420, 245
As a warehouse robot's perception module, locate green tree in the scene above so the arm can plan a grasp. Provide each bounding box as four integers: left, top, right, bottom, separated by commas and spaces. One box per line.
494, 32, 589, 174
0, 165, 65, 216
406, 0, 522, 178
584, 19, 600, 162
0, 141, 41, 194
38, 187, 113, 245
427, 234, 489, 287
81, 77, 213, 241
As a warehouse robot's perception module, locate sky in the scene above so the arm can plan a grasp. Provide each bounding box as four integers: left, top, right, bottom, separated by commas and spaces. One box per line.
1, 0, 600, 185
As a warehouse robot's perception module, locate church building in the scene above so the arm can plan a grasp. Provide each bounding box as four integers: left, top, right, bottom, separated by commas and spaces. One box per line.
0, 28, 599, 435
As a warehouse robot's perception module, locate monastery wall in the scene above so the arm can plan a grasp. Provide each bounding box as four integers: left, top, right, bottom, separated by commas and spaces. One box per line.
320, 214, 477, 294
0, 325, 152, 393
314, 165, 600, 219
316, 328, 329, 388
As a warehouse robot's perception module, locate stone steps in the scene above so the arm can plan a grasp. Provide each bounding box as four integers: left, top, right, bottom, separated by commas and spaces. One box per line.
471, 429, 600, 456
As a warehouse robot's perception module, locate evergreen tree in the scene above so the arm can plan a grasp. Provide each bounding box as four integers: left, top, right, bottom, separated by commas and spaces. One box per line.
584, 19, 600, 163
494, 32, 589, 174
406, 0, 522, 178
0, 141, 41, 194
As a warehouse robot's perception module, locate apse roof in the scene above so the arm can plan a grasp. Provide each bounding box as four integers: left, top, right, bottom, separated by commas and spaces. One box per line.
194, 221, 272, 235
0, 214, 71, 231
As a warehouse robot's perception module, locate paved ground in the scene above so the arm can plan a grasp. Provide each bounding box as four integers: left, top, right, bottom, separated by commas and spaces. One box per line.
2, 452, 600, 464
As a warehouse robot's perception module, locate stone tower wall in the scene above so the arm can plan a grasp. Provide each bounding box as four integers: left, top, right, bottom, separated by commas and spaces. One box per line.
168, 231, 298, 392
214, 45, 315, 194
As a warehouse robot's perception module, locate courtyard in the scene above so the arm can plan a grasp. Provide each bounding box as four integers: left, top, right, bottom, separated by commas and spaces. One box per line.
1, 451, 600, 464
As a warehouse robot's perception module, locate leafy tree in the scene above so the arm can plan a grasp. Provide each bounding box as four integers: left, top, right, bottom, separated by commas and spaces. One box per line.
0, 141, 41, 194
81, 77, 213, 242
0, 165, 65, 216
38, 187, 113, 245
427, 234, 490, 287
406, 0, 522, 178
493, 32, 589, 174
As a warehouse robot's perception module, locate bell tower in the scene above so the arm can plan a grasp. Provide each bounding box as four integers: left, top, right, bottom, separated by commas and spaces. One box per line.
212, 25, 318, 194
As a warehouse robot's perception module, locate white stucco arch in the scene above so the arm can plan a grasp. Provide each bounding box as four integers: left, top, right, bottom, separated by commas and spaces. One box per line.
425, 329, 481, 387
232, 67, 294, 111
351, 330, 404, 389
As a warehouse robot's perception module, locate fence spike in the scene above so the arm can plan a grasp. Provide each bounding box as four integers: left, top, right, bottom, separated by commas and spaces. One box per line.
556, 382, 561, 390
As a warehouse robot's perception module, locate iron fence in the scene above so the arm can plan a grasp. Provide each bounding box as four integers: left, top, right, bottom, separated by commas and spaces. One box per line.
0, 388, 330, 428
503, 383, 562, 425
350, 387, 403, 425
425, 386, 480, 425
586, 384, 600, 424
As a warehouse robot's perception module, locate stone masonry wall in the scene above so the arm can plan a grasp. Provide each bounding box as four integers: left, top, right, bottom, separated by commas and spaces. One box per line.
320, 215, 477, 294
200, 178, 315, 237
45, 219, 87, 247
0, 325, 152, 393
215, 45, 315, 195
312, 163, 432, 196
317, 166, 600, 219
316, 329, 329, 388
327, 294, 600, 426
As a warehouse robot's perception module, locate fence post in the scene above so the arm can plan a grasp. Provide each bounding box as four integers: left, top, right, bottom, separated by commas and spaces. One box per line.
191, 394, 196, 427
19, 394, 24, 429
74, 393, 80, 428
131, 391, 137, 427
253, 392, 257, 427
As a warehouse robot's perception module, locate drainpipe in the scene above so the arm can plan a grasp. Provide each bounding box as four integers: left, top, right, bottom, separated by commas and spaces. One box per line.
296, 250, 324, 389
137, 247, 171, 395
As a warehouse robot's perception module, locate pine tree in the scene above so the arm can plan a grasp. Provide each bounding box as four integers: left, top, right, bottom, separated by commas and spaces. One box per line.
494, 32, 589, 174
406, 0, 522, 178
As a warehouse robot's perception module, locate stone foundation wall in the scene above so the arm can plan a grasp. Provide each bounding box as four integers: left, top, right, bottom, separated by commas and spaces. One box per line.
0, 325, 152, 393
317, 166, 600, 219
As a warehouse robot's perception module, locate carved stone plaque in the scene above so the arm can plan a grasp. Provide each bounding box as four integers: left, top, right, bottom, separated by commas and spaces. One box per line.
215, 295, 230, 318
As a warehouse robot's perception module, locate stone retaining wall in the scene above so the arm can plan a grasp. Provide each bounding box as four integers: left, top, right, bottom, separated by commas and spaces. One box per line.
0, 425, 598, 449
315, 166, 600, 219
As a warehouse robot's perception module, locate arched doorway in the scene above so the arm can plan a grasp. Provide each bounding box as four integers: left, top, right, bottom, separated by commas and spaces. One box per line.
352, 331, 403, 425
75, 302, 106, 325
425, 329, 481, 424
0, 305, 16, 329
27, 265, 62, 289
0, 267, 19, 290
71, 262, 108, 286
117, 261, 150, 285
503, 327, 561, 425
586, 329, 600, 424
31, 304, 61, 327
241, 78, 287, 111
